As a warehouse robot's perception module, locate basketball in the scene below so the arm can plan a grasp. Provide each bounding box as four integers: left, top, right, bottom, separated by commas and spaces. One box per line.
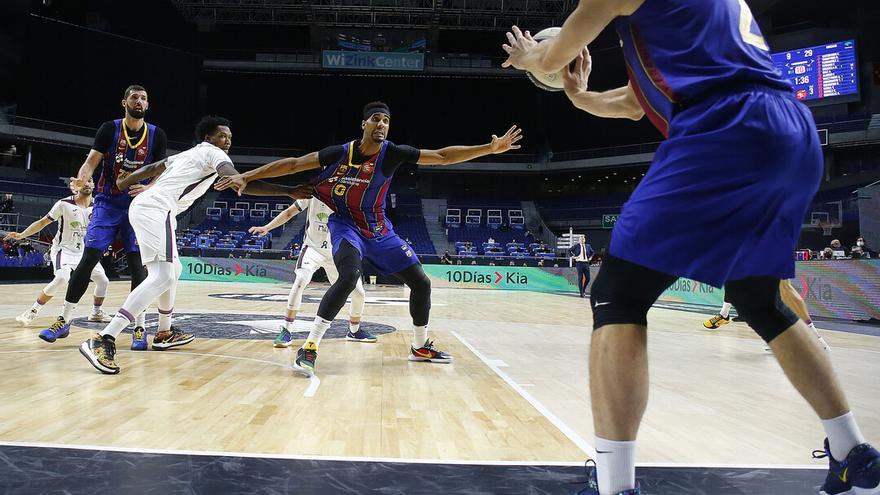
525, 27, 564, 92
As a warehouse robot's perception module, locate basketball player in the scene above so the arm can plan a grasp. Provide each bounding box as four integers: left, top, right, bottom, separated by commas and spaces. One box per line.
248, 198, 373, 347
704, 280, 831, 352
502, 1, 878, 494
215, 101, 522, 376
79, 116, 311, 374
40, 85, 167, 350
5, 178, 112, 333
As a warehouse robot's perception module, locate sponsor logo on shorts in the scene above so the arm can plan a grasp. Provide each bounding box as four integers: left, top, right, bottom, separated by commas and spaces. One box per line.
71, 312, 395, 341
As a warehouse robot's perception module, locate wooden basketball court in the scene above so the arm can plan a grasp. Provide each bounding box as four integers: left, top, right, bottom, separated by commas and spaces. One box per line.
1, 280, 878, 476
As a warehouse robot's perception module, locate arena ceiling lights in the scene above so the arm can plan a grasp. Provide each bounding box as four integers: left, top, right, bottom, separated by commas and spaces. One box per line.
170, 0, 574, 30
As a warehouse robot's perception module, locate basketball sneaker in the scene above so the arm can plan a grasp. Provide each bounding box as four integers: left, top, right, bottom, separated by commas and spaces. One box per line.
130, 326, 148, 351
38, 316, 70, 343
292, 341, 317, 377
572, 462, 640, 495
274, 327, 293, 348
814, 438, 880, 495
703, 314, 730, 330
79, 333, 120, 374
16, 309, 37, 326
152, 326, 194, 350
346, 328, 377, 343
87, 309, 112, 323
409, 339, 452, 363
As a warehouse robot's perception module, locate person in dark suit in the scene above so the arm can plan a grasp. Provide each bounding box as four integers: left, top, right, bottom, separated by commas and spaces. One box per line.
568, 235, 594, 298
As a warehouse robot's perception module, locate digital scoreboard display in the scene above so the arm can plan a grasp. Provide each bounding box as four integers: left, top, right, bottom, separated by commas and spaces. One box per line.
771, 40, 858, 102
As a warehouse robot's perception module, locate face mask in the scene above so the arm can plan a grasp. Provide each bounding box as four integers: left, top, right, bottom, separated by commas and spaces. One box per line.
858, 241, 864, 246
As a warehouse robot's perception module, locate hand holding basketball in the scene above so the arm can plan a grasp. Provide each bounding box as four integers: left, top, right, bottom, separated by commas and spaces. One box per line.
563, 47, 592, 96
501, 26, 539, 71
489, 125, 523, 154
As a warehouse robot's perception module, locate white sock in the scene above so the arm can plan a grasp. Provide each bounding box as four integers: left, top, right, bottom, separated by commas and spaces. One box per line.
101, 313, 132, 340
822, 412, 865, 461
595, 437, 637, 495
349, 321, 360, 333
413, 325, 428, 348
283, 315, 295, 331
31, 300, 44, 314
306, 317, 332, 347
719, 302, 732, 318
62, 301, 77, 322
93, 304, 101, 313
135, 311, 146, 328
158, 310, 172, 332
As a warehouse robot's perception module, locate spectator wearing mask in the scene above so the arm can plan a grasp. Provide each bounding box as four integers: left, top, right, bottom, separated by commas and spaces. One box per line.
856, 237, 873, 258
828, 239, 847, 259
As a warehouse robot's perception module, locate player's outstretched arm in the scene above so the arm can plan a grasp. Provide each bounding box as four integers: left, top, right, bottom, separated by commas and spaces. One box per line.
3, 216, 53, 241
501, 0, 640, 74
117, 159, 167, 192
417, 125, 523, 166
215, 163, 312, 199
215, 152, 322, 194
248, 203, 304, 237
70, 150, 104, 191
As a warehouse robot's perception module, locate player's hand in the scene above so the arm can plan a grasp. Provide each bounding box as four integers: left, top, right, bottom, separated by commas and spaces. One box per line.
3, 232, 23, 241
563, 47, 592, 96
248, 226, 270, 237
70, 176, 85, 190
288, 184, 314, 200
215, 175, 249, 196
501, 25, 540, 71
128, 183, 151, 197
489, 125, 523, 154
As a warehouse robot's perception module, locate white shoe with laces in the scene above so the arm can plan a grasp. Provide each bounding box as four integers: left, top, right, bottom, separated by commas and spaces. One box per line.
16, 309, 37, 326
87, 309, 112, 323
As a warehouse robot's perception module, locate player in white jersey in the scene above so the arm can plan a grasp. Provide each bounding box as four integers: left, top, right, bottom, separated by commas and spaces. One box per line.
249, 197, 372, 348
4, 178, 112, 337
79, 116, 312, 374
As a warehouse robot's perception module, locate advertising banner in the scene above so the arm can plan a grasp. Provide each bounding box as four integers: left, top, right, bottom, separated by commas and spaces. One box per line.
180, 258, 880, 321
421, 265, 578, 293
322, 50, 424, 71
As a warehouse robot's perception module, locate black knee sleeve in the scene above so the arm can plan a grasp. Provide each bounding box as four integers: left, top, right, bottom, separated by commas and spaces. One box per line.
394, 264, 431, 327
64, 247, 102, 303
126, 252, 147, 290
724, 277, 798, 343
316, 241, 362, 320
589, 255, 677, 330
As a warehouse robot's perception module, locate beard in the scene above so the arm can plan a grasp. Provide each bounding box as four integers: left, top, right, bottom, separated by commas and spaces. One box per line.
126, 107, 145, 119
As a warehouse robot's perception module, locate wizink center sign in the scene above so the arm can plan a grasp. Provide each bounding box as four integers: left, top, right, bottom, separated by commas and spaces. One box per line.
322, 50, 424, 71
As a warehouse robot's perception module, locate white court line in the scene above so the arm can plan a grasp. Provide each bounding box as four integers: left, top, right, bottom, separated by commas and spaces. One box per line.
0, 440, 825, 469
0, 348, 290, 368
304, 374, 321, 397
451, 331, 597, 459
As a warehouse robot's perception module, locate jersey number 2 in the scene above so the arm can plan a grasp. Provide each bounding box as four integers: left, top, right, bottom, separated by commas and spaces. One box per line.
737, 0, 768, 51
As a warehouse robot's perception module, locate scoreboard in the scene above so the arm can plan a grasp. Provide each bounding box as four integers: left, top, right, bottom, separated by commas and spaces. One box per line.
771, 40, 858, 102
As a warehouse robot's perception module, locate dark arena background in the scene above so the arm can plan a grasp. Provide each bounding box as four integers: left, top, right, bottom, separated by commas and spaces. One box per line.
1, 0, 879, 493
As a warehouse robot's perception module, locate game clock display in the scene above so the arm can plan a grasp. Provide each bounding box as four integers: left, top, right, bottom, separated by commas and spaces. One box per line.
771, 40, 858, 102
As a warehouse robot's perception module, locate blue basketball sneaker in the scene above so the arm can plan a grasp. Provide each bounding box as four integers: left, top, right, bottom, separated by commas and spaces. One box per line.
38, 317, 71, 343
573, 461, 640, 495
346, 328, 377, 343
274, 327, 293, 348
130, 326, 148, 351
814, 438, 880, 495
